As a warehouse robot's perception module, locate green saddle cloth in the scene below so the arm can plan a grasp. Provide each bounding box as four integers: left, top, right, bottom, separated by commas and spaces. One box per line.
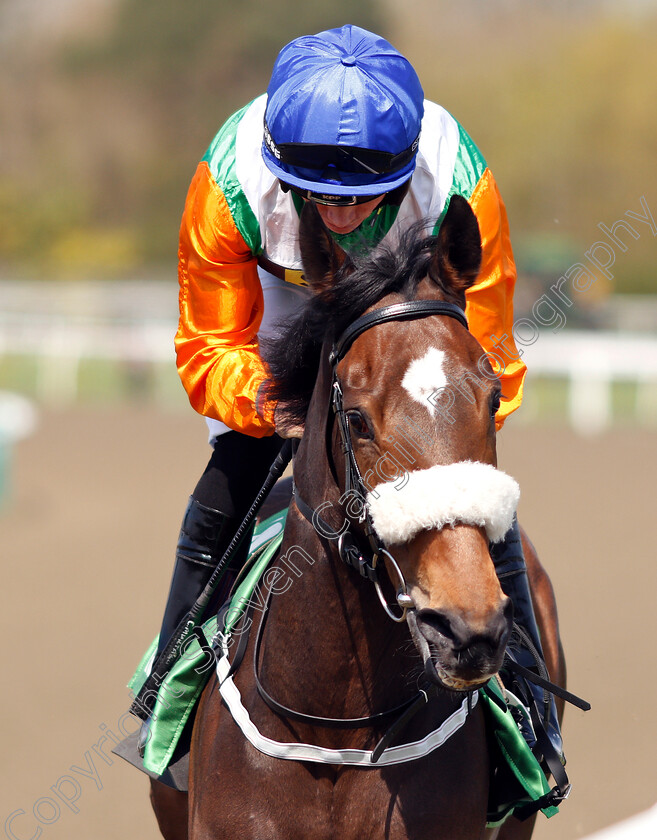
128, 508, 558, 826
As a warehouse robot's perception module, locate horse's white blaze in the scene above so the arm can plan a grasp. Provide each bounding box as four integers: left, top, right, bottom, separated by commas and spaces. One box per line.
401, 347, 448, 416
367, 461, 520, 545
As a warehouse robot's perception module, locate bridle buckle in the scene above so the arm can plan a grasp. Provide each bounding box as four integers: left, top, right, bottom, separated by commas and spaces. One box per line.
338, 532, 377, 582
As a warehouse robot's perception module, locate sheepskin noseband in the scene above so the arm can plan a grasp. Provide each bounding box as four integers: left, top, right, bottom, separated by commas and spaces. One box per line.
366, 461, 520, 545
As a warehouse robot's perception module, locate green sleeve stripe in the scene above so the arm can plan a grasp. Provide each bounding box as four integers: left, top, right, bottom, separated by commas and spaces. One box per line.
433, 124, 488, 233
202, 102, 262, 254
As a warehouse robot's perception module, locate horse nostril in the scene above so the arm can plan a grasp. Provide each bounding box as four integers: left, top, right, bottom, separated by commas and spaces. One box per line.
416, 605, 510, 652
416, 609, 462, 646
416, 608, 481, 650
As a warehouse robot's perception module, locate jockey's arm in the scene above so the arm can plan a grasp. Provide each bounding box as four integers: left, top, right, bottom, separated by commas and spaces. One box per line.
175, 161, 276, 438
464, 169, 527, 431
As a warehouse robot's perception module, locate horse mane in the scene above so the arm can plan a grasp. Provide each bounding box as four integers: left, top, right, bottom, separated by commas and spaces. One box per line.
262, 222, 454, 426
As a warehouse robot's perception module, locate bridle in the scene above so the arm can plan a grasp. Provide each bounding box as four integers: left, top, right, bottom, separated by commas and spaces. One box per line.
215, 297, 476, 760
294, 298, 469, 623
216, 295, 588, 777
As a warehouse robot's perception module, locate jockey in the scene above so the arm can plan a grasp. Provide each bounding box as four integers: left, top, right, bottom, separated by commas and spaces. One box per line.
146, 24, 562, 764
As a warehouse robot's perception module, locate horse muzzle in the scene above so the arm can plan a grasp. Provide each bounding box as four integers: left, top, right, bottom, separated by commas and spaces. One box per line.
407, 601, 512, 691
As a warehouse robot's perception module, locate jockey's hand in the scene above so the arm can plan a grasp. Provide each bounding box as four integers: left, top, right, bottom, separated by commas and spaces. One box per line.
256, 381, 304, 438
274, 405, 304, 439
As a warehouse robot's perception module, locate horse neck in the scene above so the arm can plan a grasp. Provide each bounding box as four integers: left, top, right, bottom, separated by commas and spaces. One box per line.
260, 440, 414, 720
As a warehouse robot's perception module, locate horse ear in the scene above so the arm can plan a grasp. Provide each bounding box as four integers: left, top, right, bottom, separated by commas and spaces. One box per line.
299, 202, 350, 294
432, 195, 482, 296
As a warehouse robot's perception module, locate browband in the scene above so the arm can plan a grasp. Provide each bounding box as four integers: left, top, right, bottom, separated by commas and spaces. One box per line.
329, 300, 468, 365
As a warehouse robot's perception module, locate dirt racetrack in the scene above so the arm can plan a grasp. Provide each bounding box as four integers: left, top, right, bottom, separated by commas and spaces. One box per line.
1, 405, 655, 840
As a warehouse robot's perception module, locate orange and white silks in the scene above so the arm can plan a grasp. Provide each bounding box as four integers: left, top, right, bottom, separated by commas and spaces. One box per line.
175, 96, 526, 438
466, 169, 526, 429
176, 161, 275, 438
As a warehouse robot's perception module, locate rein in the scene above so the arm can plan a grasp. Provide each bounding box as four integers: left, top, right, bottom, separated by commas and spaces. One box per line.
213, 550, 452, 766
215, 295, 587, 774
252, 576, 433, 730
214, 298, 475, 765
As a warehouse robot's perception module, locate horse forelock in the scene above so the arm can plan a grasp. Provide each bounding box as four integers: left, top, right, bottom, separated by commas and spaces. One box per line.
262, 223, 456, 425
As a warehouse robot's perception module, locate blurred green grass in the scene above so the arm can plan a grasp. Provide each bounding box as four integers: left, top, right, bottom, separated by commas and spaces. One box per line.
2, 356, 656, 428
0, 356, 187, 408
1, 1, 655, 291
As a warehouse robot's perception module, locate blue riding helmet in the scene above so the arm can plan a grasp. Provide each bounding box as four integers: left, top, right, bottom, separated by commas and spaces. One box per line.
262, 24, 424, 198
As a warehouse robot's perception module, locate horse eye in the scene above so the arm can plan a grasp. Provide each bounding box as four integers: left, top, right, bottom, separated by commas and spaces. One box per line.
490, 390, 502, 419
346, 410, 373, 440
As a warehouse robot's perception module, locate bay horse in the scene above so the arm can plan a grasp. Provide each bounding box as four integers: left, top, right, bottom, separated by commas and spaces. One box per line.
151, 196, 566, 840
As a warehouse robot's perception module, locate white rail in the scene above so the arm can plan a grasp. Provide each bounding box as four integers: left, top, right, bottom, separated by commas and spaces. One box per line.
520, 330, 657, 433
1, 284, 657, 433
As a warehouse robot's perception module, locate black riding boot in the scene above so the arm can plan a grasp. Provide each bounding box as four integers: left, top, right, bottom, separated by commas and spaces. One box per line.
138, 496, 237, 754
490, 518, 564, 763
155, 497, 237, 654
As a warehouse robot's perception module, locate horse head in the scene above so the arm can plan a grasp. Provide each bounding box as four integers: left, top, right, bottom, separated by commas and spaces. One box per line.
269, 196, 516, 694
